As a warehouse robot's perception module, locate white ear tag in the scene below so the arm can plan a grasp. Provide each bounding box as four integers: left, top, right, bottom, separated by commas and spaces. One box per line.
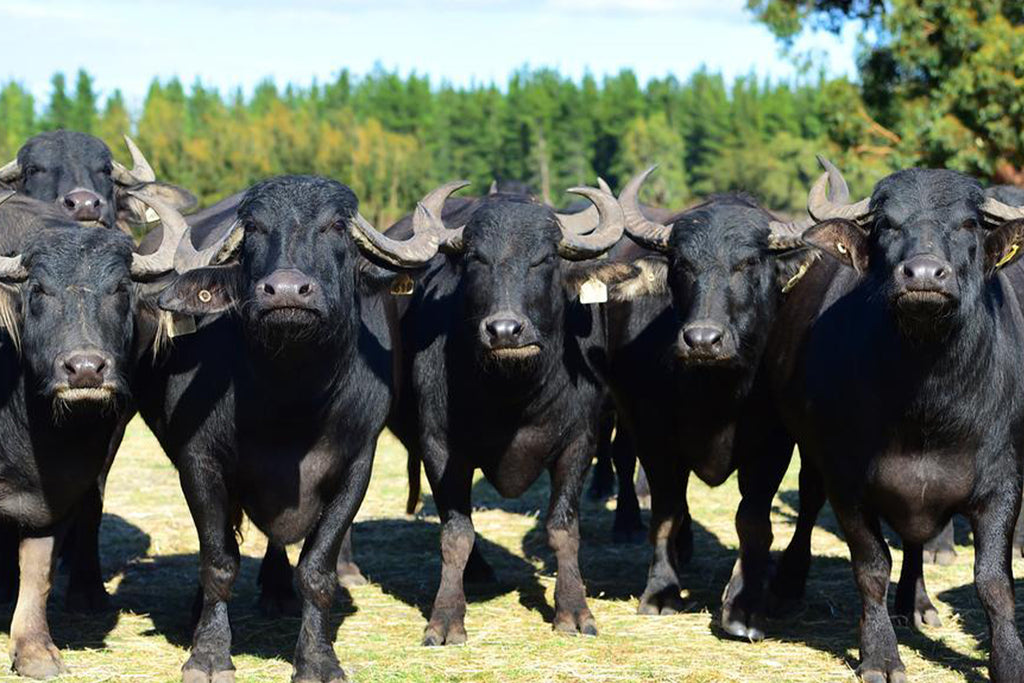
579, 278, 608, 304
145, 207, 160, 223
167, 313, 197, 338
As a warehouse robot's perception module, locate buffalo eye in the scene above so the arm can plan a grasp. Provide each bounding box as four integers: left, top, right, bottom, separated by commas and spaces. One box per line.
29, 282, 49, 297
243, 219, 265, 234
114, 280, 130, 294
734, 255, 759, 272
959, 218, 980, 231
529, 254, 555, 268
23, 164, 42, 177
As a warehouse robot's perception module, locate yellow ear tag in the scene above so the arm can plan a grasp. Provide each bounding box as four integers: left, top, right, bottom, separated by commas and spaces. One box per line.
144, 207, 160, 223
996, 243, 1020, 269
782, 261, 810, 293
579, 278, 608, 304
390, 274, 415, 296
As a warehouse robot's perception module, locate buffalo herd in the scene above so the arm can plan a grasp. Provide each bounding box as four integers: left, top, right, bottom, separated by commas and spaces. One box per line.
1, 130, 1024, 682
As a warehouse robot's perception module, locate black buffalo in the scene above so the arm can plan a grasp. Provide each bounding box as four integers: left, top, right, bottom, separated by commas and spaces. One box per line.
0, 189, 184, 678
760, 164, 1024, 681
0, 130, 198, 613
0, 130, 196, 233
597, 167, 814, 636
142, 175, 457, 682
387, 182, 632, 644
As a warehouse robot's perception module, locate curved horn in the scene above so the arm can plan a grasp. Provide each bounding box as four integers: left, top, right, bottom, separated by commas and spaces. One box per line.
112, 135, 157, 185
127, 191, 190, 277
349, 181, 470, 268
0, 190, 24, 280
620, 166, 673, 253
767, 215, 815, 251
807, 156, 871, 223
173, 219, 245, 274
556, 185, 625, 261
0, 157, 20, 183
555, 177, 616, 235
981, 196, 1024, 222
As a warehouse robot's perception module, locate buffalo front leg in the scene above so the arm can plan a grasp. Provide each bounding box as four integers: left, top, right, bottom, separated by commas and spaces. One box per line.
292, 449, 375, 683
9, 534, 66, 679
893, 542, 940, 628
835, 505, 904, 683
179, 457, 240, 683
65, 482, 110, 612
548, 437, 598, 636
611, 428, 646, 544
770, 457, 825, 604
969, 487, 1024, 682
637, 451, 687, 616
422, 450, 475, 646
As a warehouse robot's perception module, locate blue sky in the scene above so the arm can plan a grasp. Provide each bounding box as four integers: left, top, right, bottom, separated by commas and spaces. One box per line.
0, 0, 860, 108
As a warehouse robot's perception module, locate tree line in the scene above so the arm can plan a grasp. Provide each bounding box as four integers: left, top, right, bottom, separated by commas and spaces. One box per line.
2, 0, 1022, 226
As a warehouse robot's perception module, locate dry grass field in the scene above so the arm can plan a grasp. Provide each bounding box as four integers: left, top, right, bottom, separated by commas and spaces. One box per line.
1, 417, 1018, 682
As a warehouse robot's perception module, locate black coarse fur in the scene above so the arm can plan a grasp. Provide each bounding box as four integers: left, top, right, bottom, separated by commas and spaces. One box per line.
0, 220, 145, 678
387, 194, 613, 644
138, 175, 397, 682
765, 168, 1024, 681
600, 194, 810, 636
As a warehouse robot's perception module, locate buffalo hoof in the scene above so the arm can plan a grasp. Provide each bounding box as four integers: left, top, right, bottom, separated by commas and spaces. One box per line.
11, 637, 68, 679
553, 607, 598, 636
858, 664, 907, 683
922, 547, 956, 566
182, 652, 235, 683
637, 587, 685, 616
720, 604, 765, 642
422, 610, 467, 646
65, 580, 111, 613
894, 601, 941, 630
292, 653, 347, 683
336, 563, 368, 588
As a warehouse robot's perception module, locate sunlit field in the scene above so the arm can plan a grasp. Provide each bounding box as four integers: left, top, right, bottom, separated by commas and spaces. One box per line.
0, 417, 1016, 682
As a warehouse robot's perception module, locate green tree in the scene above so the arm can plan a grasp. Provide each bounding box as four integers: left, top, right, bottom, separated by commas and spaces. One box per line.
44, 73, 72, 130
71, 69, 97, 133
613, 112, 690, 208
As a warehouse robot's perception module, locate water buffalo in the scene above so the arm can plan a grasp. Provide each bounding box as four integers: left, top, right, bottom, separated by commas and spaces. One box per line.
0, 189, 184, 678
0, 130, 196, 233
386, 183, 634, 644
596, 167, 816, 636
0, 130, 198, 613
762, 163, 1024, 682
142, 175, 458, 682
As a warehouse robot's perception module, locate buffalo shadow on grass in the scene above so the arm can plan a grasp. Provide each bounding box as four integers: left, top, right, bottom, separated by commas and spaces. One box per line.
112, 543, 353, 662
0, 512, 149, 652
353, 516, 543, 622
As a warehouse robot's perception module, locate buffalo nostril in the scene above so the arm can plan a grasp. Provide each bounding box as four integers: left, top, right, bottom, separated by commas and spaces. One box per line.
682, 325, 724, 350
63, 196, 77, 210
298, 282, 311, 296
63, 353, 108, 389
486, 319, 523, 341
262, 282, 275, 296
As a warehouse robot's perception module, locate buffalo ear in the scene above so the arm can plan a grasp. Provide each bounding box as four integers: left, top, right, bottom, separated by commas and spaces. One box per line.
357, 257, 425, 296
563, 257, 668, 301
802, 219, 869, 272
775, 250, 820, 293
158, 264, 240, 315
985, 219, 1024, 271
